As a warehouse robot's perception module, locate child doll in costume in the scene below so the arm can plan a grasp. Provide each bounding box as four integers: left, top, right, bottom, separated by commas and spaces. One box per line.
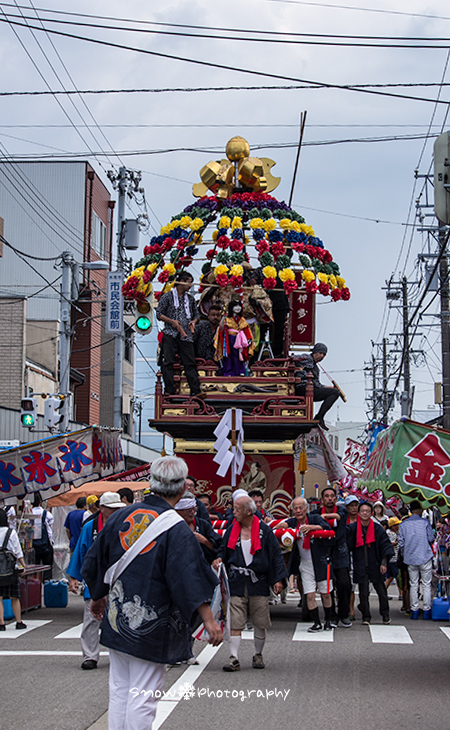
214, 300, 254, 376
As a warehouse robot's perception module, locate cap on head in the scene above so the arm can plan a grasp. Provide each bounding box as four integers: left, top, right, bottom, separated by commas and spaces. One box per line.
312, 342, 327, 355
388, 517, 401, 528
99, 492, 125, 509
344, 494, 359, 506
86, 495, 98, 507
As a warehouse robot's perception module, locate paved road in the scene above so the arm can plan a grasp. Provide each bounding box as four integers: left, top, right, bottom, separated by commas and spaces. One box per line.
2, 591, 449, 730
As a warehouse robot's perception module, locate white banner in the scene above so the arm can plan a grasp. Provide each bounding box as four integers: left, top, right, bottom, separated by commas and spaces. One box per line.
0, 427, 124, 498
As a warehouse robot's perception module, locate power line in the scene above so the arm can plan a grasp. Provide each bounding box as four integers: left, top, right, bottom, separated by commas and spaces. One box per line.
0, 16, 449, 106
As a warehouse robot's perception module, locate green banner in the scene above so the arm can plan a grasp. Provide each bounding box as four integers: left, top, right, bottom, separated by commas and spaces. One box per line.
358, 419, 450, 514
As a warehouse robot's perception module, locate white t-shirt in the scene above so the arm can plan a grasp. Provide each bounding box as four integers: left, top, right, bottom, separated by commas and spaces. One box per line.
297, 533, 313, 563
31, 506, 54, 544
0, 525, 23, 560
241, 538, 253, 566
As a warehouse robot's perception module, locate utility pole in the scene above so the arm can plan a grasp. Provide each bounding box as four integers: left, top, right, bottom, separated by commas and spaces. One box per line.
59, 251, 73, 432
382, 337, 388, 416
400, 277, 412, 417
107, 166, 143, 430
439, 226, 450, 429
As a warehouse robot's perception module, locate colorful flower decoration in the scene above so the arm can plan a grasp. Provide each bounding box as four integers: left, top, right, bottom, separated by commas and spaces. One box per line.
121, 192, 350, 302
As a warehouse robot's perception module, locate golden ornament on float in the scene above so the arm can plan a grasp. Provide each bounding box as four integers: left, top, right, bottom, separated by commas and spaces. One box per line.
225, 136, 251, 161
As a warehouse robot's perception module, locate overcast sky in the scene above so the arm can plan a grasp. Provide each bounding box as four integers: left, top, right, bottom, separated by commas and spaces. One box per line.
0, 0, 449, 430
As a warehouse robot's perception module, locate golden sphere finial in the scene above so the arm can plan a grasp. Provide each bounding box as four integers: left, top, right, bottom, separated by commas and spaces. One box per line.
226, 136, 250, 162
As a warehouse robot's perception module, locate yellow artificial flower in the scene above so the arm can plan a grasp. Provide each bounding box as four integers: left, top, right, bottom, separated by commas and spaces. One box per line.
170, 219, 181, 231
290, 221, 301, 232
231, 216, 242, 229
279, 268, 295, 282
199, 273, 204, 283
299, 223, 315, 236
244, 234, 250, 244
328, 275, 337, 288
317, 272, 328, 284
212, 229, 218, 242
219, 215, 231, 229
131, 266, 145, 278
190, 217, 204, 231
262, 265, 277, 279
180, 216, 192, 229
214, 264, 229, 276
249, 217, 264, 229
146, 263, 158, 274
163, 263, 176, 276
302, 270, 316, 283
263, 218, 277, 232
230, 264, 244, 277
160, 224, 171, 236
336, 276, 346, 289
194, 233, 203, 243
279, 218, 292, 230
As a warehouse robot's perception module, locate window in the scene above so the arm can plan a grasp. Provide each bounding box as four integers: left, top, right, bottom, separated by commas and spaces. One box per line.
124, 324, 134, 364
92, 212, 107, 259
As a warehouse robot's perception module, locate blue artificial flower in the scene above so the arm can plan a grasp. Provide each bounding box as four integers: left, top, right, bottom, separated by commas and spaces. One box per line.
252, 229, 266, 240
268, 230, 283, 242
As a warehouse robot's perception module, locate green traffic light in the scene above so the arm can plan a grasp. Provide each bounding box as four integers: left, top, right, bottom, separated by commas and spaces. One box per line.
21, 414, 35, 427
136, 315, 152, 333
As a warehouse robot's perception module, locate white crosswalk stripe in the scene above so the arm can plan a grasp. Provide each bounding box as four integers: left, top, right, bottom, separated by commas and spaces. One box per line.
292, 622, 334, 642
54, 624, 83, 639
369, 625, 413, 644
0, 620, 51, 639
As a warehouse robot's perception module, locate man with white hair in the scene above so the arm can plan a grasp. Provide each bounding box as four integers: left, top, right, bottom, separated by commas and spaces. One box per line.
82, 456, 222, 730
213, 494, 287, 672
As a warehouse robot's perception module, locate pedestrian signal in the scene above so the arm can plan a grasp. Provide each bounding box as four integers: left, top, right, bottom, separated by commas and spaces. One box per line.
44, 396, 65, 429
20, 397, 37, 428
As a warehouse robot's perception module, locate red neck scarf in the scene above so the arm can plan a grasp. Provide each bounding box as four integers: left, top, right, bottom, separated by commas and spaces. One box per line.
321, 505, 337, 528
228, 516, 262, 555
298, 516, 312, 549
356, 515, 375, 548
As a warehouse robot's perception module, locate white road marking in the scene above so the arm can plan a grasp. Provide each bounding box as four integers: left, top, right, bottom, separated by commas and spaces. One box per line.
54, 624, 83, 639
0, 620, 52, 638
439, 626, 450, 641
0, 650, 109, 656
241, 629, 254, 640
369, 625, 413, 644
292, 622, 334, 642
153, 643, 221, 730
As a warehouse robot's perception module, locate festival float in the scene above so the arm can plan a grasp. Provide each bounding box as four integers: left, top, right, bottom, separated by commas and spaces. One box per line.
122, 137, 351, 517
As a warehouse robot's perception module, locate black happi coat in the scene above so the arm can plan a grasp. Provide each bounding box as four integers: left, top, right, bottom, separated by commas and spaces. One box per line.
287, 514, 335, 583
193, 516, 222, 564
219, 519, 287, 597
346, 520, 394, 584
311, 505, 350, 570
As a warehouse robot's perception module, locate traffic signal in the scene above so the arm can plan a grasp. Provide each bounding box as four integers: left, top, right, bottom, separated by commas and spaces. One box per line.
135, 297, 153, 334
44, 395, 65, 429
20, 397, 37, 428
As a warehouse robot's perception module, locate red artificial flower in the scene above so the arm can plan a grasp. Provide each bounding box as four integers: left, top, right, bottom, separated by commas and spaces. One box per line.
229, 275, 243, 288
330, 288, 342, 301
318, 282, 330, 296
313, 248, 324, 260
151, 243, 162, 254
322, 250, 333, 263
177, 238, 187, 250
206, 248, 215, 260
283, 279, 298, 293
216, 273, 229, 288
175, 262, 183, 270
291, 241, 304, 253
158, 270, 169, 283
263, 277, 277, 290
134, 291, 147, 305
217, 235, 230, 249
230, 239, 244, 252
155, 291, 162, 301
179, 256, 193, 266
341, 287, 351, 300
143, 245, 151, 256
163, 237, 174, 249
305, 280, 318, 294
271, 242, 286, 258
305, 244, 316, 258
256, 240, 270, 254
142, 270, 152, 284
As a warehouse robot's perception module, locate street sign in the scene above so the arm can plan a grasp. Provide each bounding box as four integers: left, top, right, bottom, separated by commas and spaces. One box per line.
106, 270, 124, 333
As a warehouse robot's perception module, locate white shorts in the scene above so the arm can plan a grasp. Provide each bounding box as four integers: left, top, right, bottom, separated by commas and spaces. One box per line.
300, 559, 332, 595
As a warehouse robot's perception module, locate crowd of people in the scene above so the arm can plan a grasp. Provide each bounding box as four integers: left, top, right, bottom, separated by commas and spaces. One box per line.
0, 455, 441, 729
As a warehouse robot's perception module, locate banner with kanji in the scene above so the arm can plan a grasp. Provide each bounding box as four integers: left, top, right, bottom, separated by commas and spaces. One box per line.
342, 438, 367, 477
358, 419, 450, 514
0, 427, 124, 498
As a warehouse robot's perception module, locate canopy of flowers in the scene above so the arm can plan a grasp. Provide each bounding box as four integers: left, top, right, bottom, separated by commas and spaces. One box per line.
122, 192, 350, 303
